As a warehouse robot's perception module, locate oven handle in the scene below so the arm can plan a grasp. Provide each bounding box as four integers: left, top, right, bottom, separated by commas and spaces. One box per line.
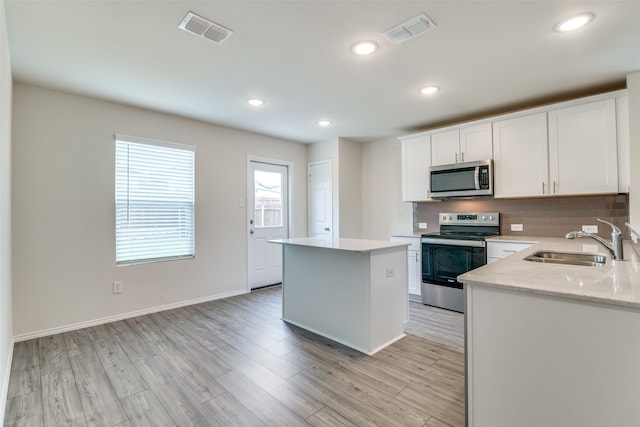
421, 238, 486, 248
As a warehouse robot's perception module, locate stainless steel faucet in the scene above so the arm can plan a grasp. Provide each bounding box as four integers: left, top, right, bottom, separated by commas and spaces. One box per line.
565, 218, 623, 260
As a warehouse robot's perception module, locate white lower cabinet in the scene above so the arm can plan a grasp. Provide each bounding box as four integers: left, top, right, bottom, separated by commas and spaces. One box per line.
466, 285, 640, 427
391, 236, 421, 300
486, 241, 534, 264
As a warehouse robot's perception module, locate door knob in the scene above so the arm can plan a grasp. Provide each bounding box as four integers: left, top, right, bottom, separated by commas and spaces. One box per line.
250, 229, 255, 234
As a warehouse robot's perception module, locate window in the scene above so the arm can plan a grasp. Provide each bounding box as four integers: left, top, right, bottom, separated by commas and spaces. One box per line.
115, 135, 195, 265
253, 170, 283, 228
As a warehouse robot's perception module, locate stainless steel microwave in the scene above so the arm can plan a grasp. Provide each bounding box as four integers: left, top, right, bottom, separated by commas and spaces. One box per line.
429, 159, 493, 199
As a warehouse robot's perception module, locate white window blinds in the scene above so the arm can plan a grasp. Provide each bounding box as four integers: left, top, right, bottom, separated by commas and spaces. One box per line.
115, 135, 195, 265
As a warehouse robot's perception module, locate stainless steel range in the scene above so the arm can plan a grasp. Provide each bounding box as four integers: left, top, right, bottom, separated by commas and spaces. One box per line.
421, 212, 500, 312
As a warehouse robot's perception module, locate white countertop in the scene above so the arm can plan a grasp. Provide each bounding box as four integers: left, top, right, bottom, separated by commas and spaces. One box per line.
486, 235, 543, 244
626, 223, 640, 236
460, 237, 640, 309
390, 232, 423, 239
269, 237, 409, 252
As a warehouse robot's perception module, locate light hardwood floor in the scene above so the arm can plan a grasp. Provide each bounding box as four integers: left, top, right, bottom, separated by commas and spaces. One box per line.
4, 286, 465, 427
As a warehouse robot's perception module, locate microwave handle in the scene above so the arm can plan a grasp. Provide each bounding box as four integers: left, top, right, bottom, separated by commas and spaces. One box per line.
474, 166, 480, 190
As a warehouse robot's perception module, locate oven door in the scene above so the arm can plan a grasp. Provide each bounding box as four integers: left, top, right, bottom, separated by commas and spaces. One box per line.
421, 238, 486, 288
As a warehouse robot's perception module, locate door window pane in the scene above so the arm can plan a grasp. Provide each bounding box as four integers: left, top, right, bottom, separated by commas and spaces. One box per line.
254, 170, 282, 228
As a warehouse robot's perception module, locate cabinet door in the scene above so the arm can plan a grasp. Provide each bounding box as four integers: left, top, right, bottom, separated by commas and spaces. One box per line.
401, 135, 431, 201
548, 99, 618, 195
492, 113, 549, 198
407, 250, 421, 296
460, 123, 493, 163
431, 129, 460, 166
616, 96, 630, 193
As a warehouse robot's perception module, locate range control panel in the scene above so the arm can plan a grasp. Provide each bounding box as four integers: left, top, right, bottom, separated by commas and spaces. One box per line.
439, 212, 500, 226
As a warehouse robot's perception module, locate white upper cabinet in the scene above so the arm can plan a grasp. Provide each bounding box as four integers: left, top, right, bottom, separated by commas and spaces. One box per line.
400, 134, 431, 202
401, 90, 627, 201
548, 99, 618, 196
616, 96, 630, 193
460, 124, 494, 162
431, 123, 492, 166
431, 129, 459, 165
493, 113, 549, 198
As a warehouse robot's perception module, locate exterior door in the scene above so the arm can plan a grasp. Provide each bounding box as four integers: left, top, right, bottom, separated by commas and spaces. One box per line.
248, 160, 289, 289
308, 160, 332, 237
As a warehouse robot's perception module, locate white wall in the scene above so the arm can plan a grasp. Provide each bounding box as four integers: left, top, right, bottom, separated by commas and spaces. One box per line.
360, 136, 412, 240
307, 137, 365, 238
11, 83, 307, 338
628, 72, 640, 223
0, 0, 13, 418
338, 138, 362, 238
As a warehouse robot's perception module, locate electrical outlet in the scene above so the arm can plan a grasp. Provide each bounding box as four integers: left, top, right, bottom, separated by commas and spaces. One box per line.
418, 222, 427, 229
113, 281, 123, 294
582, 225, 598, 233
510, 224, 524, 232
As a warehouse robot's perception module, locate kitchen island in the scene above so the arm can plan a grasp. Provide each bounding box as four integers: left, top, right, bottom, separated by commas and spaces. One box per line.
459, 237, 640, 427
269, 237, 409, 355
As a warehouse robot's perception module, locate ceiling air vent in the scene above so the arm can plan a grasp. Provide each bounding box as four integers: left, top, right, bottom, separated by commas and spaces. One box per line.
179, 11, 233, 44
383, 13, 436, 44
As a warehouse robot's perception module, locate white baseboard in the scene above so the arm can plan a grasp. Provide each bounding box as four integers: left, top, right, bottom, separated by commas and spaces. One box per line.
13, 289, 248, 342
0, 336, 15, 424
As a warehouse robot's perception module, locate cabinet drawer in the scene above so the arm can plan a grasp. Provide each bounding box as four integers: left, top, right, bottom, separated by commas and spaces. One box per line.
487, 242, 533, 259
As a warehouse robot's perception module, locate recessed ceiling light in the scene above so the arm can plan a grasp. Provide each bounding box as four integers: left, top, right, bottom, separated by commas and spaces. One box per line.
554, 13, 594, 32
419, 86, 439, 95
246, 98, 265, 106
318, 120, 332, 127
351, 41, 378, 55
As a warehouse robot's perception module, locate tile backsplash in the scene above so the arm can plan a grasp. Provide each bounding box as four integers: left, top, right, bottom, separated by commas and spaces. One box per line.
414, 194, 629, 239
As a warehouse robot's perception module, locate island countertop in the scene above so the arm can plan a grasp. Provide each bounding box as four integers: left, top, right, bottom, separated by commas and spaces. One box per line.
269, 237, 409, 252
460, 237, 640, 309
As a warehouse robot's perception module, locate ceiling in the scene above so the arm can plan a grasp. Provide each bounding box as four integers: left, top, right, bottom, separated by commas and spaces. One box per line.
4, 1, 640, 144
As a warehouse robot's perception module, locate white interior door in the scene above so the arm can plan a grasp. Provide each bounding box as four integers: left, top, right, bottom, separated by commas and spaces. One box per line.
248, 160, 289, 289
308, 160, 332, 237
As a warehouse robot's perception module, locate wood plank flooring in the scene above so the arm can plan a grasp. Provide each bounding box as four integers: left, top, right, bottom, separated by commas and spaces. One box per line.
4, 286, 465, 427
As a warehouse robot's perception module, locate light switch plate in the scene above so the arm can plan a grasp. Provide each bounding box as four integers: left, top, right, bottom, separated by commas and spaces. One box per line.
582, 225, 598, 233
418, 222, 427, 229
510, 224, 524, 232
112, 281, 123, 294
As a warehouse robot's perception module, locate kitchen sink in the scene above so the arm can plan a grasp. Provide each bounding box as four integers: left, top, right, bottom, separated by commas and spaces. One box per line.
523, 250, 607, 267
